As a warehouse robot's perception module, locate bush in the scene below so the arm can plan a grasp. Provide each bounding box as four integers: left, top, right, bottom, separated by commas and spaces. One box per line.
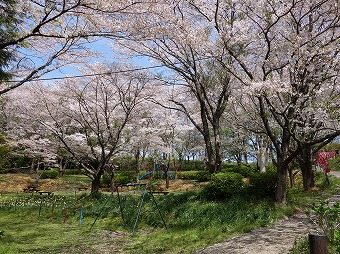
40, 169, 59, 179
202, 172, 243, 200
196, 171, 211, 181
248, 170, 277, 198
329, 156, 340, 171
114, 172, 136, 185
222, 165, 254, 178
113, 156, 137, 171
63, 169, 82, 175
180, 160, 207, 171
303, 201, 340, 253
101, 172, 113, 187
179, 171, 211, 181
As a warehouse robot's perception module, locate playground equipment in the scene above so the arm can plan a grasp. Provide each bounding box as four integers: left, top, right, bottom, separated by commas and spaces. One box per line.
138, 163, 175, 180
90, 183, 167, 234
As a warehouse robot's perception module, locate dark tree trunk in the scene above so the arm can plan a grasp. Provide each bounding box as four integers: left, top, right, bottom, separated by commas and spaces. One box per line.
298, 147, 315, 191
288, 168, 295, 188
91, 165, 105, 193
244, 153, 248, 164
134, 149, 140, 182
165, 169, 170, 189
203, 130, 222, 173
236, 153, 242, 166
91, 176, 101, 193
59, 158, 68, 177
203, 133, 215, 174
275, 162, 288, 204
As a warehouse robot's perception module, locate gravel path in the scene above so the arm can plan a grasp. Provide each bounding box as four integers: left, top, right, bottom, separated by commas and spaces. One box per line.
195, 171, 340, 254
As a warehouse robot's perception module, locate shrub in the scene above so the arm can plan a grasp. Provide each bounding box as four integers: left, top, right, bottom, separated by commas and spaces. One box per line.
179, 171, 211, 181
248, 170, 277, 198
63, 169, 82, 175
202, 172, 243, 200
307, 201, 340, 249
113, 156, 137, 171
196, 171, 211, 181
40, 169, 59, 179
114, 172, 136, 185
101, 172, 113, 187
222, 165, 254, 178
329, 156, 340, 171
180, 160, 207, 171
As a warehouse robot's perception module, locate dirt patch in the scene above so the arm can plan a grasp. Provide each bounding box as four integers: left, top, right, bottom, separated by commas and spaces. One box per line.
0, 174, 72, 193
0, 174, 203, 193
156, 179, 206, 192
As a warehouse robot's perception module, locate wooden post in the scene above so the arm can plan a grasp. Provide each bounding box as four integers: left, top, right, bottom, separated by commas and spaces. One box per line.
49, 202, 55, 222
63, 204, 69, 223
309, 234, 328, 254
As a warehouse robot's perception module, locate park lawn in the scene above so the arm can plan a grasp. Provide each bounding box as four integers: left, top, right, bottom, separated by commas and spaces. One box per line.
0, 199, 283, 254
0, 173, 339, 254
0, 208, 131, 254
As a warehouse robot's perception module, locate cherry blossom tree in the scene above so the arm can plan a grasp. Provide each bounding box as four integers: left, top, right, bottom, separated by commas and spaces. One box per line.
110, 0, 340, 202
4, 87, 59, 178
108, 1, 241, 173
232, 0, 340, 202
127, 93, 195, 178
0, 0, 142, 95
7, 63, 150, 193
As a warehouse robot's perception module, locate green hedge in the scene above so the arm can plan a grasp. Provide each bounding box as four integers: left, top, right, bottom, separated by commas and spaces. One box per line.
116, 172, 137, 184
101, 171, 136, 186
222, 165, 254, 178
202, 172, 244, 200
179, 171, 211, 181
180, 161, 207, 171
40, 169, 59, 179
248, 170, 277, 198
63, 169, 82, 175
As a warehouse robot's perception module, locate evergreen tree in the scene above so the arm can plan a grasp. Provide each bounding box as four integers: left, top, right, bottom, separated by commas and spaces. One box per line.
0, 0, 18, 82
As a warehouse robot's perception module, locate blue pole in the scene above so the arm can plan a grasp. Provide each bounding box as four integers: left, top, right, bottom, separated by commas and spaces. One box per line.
79, 208, 84, 225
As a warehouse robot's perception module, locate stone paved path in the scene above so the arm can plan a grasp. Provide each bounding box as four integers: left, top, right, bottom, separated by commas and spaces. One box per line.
195, 171, 340, 254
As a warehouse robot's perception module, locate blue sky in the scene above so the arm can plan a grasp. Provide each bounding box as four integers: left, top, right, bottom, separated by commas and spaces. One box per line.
40, 38, 153, 83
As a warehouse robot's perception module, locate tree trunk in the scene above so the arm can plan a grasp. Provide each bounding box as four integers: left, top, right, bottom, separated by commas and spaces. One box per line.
258, 146, 269, 172
275, 161, 288, 204
298, 147, 315, 191
236, 153, 242, 166
59, 157, 67, 177
91, 165, 105, 193
288, 168, 295, 188
203, 136, 215, 174
244, 153, 248, 164
134, 149, 140, 182
213, 124, 222, 173
288, 162, 297, 188
165, 168, 170, 189
91, 175, 101, 193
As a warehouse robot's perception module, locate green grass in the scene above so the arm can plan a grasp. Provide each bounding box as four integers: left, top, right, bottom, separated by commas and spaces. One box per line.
0, 172, 339, 253
0, 208, 128, 254
329, 156, 340, 171
0, 194, 281, 254
62, 175, 92, 184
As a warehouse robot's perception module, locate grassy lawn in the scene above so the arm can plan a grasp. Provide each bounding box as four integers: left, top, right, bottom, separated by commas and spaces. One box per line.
0, 173, 339, 254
